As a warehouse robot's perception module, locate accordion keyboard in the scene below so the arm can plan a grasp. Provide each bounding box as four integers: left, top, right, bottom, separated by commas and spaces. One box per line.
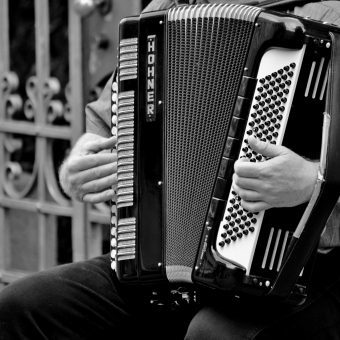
216, 46, 306, 274
111, 80, 137, 268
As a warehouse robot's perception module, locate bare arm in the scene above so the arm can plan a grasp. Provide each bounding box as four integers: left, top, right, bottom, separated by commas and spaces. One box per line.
233, 135, 318, 212
59, 132, 117, 203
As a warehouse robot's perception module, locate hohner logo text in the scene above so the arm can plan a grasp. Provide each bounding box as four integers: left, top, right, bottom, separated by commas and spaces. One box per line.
146, 35, 156, 122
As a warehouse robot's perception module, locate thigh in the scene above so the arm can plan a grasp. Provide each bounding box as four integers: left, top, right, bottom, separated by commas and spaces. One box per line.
185, 304, 266, 340
186, 289, 340, 340
256, 287, 340, 340
0, 254, 195, 340
0, 254, 127, 339
186, 249, 340, 340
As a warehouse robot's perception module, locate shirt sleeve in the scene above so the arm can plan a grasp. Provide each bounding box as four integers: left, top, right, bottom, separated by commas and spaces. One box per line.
85, 0, 179, 137
143, 0, 177, 12
293, 1, 340, 26
85, 72, 114, 137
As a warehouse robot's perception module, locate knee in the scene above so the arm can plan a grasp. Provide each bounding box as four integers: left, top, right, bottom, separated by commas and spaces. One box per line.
185, 306, 262, 340
0, 272, 56, 320
185, 307, 218, 340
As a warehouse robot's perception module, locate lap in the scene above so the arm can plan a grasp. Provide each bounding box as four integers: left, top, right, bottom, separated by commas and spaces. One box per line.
0, 254, 128, 339
0, 254, 195, 339
186, 248, 340, 340
1, 249, 340, 339
187, 287, 340, 340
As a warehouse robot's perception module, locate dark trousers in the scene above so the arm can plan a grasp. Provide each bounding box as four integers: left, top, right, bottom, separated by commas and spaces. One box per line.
1, 250, 340, 339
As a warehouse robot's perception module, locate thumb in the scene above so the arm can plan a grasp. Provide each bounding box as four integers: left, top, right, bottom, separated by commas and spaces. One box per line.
248, 135, 286, 158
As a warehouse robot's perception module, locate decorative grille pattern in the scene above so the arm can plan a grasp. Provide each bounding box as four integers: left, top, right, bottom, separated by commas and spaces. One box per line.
165, 4, 260, 280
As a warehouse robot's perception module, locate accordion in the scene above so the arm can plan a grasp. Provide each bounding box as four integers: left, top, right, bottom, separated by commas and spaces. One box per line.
111, 3, 340, 305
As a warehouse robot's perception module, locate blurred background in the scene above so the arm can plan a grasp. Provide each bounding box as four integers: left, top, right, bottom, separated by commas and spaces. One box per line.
0, 0, 151, 289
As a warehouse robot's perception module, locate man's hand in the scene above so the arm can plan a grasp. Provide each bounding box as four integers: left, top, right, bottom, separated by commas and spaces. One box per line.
233, 136, 319, 212
59, 132, 117, 203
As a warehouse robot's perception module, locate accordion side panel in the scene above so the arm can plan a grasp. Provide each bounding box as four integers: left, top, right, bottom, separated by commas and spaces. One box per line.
165, 5, 261, 282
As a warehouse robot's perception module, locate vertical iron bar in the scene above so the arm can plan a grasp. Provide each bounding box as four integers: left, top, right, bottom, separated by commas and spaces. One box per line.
68, 0, 88, 261
35, 0, 50, 271
0, 0, 10, 274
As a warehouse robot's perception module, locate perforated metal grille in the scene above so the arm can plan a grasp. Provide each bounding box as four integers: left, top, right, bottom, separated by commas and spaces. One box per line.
165, 5, 258, 277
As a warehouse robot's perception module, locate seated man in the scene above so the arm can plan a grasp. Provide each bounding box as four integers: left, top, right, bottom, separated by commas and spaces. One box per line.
1, 0, 340, 339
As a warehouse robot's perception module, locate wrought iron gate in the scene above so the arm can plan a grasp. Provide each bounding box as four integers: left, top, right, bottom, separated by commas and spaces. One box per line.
0, 0, 142, 287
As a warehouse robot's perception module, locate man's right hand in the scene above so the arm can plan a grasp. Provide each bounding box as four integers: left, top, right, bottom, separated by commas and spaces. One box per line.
59, 132, 117, 203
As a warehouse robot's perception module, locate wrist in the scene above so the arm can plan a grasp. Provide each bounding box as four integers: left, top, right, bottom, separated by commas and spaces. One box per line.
304, 160, 320, 203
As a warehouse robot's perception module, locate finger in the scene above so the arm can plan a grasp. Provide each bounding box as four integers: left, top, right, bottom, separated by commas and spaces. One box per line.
232, 181, 263, 201
238, 156, 250, 163
76, 161, 117, 184
86, 136, 117, 153
240, 199, 270, 213
234, 158, 262, 178
83, 188, 116, 204
82, 173, 117, 194
69, 153, 116, 172
248, 135, 286, 159
233, 173, 263, 192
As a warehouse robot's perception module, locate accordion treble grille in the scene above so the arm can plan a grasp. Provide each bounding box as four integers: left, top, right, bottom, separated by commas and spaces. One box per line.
165, 6, 260, 279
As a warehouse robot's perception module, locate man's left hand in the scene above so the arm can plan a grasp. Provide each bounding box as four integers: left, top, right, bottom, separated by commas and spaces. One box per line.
233, 136, 319, 212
